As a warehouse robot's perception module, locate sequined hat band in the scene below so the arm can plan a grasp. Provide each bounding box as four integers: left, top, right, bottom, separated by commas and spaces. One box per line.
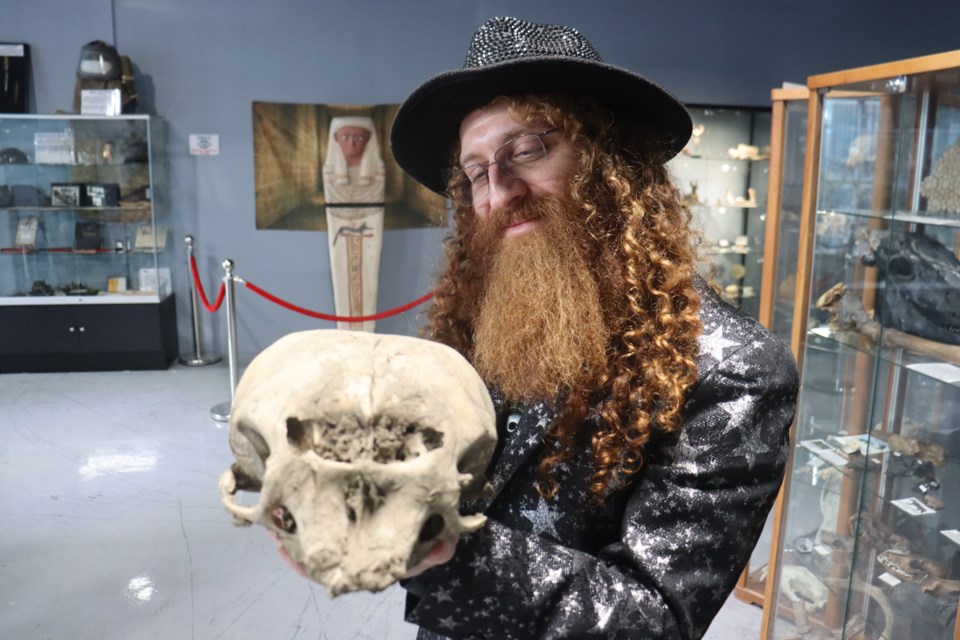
391, 16, 692, 196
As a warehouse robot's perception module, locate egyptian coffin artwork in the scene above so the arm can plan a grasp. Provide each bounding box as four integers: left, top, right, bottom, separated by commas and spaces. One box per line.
219, 330, 497, 596
323, 117, 385, 331
252, 103, 447, 330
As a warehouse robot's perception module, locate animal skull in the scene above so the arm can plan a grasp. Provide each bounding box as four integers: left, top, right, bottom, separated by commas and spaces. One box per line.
862, 230, 960, 346
219, 330, 496, 596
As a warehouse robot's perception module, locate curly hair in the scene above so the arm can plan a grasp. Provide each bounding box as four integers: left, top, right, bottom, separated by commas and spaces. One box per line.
422, 94, 702, 504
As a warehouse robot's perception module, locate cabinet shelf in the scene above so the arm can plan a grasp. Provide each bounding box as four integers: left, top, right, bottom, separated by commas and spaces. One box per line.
808, 326, 960, 389
706, 246, 755, 255
1, 293, 167, 305
693, 203, 762, 211
675, 155, 770, 164
817, 208, 960, 228
1, 247, 157, 255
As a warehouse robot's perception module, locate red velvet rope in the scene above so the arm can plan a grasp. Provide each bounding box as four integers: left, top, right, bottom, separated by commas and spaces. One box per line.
189, 255, 226, 312
243, 281, 434, 322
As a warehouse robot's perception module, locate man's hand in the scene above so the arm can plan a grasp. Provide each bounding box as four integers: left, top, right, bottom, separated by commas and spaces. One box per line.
403, 535, 459, 578
268, 530, 311, 580
268, 530, 459, 582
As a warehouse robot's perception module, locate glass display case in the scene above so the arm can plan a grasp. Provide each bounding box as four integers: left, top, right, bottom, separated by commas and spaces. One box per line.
764, 52, 960, 640
731, 87, 810, 610
0, 114, 178, 371
668, 105, 772, 319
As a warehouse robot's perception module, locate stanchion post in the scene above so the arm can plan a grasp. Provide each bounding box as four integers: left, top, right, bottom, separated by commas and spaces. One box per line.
179, 235, 222, 366
210, 259, 239, 423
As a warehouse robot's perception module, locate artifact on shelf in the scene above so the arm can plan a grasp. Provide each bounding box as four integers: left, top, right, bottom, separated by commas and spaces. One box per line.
849, 514, 913, 553
0, 146, 28, 164
71, 40, 138, 114
682, 180, 701, 206
877, 431, 947, 467
57, 282, 99, 296
17, 280, 54, 297
822, 576, 896, 639
727, 143, 769, 161
722, 187, 757, 208
815, 210, 853, 249
861, 230, 960, 346
816, 283, 960, 366
920, 136, 960, 213
877, 549, 950, 584
219, 330, 496, 597
10, 185, 49, 206
681, 123, 705, 157
845, 133, 875, 168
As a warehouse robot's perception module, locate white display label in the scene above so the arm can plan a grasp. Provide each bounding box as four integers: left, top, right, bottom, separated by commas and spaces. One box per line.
941, 529, 960, 546
80, 89, 122, 116
0, 44, 25, 56
878, 572, 902, 588
906, 362, 960, 384
891, 497, 936, 516
189, 134, 220, 156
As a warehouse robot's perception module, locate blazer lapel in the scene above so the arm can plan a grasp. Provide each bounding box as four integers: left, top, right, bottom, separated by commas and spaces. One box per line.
477, 396, 558, 511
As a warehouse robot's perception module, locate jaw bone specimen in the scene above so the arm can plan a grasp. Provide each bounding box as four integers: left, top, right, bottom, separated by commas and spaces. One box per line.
219, 330, 496, 596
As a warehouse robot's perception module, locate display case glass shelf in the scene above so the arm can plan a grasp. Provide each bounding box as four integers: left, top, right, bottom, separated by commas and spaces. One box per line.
763, 51, 960, 640
0, 114, 177, 371
668, 105, 772, 318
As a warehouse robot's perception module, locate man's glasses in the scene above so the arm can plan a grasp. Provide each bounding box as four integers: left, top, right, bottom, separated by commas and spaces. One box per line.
448, 129, 557, 207
334, 133, 370, 143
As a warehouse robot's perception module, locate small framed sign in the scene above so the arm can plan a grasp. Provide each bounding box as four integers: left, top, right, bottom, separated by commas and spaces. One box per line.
75, 221, 103, 251
85, 183, 120, 207
51, 183, 83, 207
80, 88, 122, 116
15, 216, 38, 248
134, 225, 168, 251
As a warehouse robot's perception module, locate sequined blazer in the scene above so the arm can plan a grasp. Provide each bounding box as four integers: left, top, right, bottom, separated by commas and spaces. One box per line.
405, 283, 799, 640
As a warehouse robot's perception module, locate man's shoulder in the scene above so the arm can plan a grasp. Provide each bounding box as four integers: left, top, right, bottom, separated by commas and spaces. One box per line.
694, 279, 794, 374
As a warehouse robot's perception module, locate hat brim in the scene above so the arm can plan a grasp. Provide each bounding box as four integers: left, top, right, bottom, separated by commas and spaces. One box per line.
390, 56, 692, 195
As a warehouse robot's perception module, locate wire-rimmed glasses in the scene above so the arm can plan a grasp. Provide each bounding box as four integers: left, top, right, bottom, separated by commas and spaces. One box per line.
448, 129, 557, 207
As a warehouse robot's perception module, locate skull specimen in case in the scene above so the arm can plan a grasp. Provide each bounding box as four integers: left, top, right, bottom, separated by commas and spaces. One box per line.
219, 330, 496, 595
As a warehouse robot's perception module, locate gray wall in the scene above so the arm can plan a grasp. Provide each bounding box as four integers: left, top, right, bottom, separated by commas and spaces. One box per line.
5, 0, 960, 360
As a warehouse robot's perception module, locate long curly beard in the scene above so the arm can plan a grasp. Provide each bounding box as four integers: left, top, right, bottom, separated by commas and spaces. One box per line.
467, 193, 611, 403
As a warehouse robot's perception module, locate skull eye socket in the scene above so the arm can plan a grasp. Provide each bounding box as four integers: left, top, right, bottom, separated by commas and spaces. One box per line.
888, 256, 913, 280
271, 506, 297, 533
418, 514, 445, 543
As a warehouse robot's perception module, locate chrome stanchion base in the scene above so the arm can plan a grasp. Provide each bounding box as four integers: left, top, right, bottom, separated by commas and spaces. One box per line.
179, 354, 223, 366
210, 401, 231, 423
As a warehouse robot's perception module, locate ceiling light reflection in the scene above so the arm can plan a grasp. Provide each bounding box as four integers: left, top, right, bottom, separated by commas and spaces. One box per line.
125, 575, 155, 604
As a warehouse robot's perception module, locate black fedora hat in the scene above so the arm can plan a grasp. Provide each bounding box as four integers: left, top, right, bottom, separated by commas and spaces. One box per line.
390, 16, 692, 196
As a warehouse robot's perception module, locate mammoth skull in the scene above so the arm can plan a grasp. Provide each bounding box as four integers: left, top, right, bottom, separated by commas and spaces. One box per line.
219, 330, 496, 596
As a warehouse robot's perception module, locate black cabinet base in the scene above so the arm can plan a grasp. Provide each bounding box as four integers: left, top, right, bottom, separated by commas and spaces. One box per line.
0, 351, 176, 373
0, 295, 179, 373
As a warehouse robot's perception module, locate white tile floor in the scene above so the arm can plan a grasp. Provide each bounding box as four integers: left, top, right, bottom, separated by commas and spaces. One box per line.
0, 363, 762, 640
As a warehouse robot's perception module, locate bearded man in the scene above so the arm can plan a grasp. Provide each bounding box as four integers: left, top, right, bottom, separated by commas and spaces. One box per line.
399, 17, 796, 640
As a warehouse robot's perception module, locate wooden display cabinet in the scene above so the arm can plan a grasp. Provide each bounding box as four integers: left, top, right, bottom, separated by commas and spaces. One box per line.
763, 51, 960, 640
